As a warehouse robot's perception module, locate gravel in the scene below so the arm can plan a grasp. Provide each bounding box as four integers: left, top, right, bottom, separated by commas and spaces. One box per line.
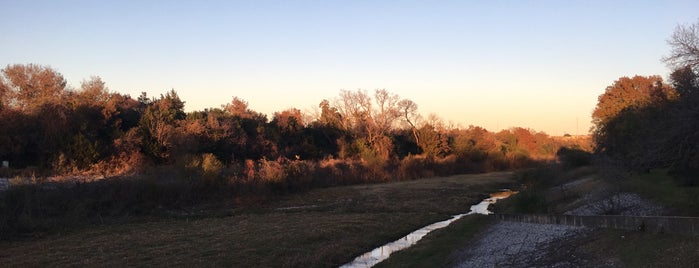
452, 221, 586, 268
452, 178, 665, 267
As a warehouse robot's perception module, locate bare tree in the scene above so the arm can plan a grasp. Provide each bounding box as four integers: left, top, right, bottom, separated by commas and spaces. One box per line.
335, 89, 372, 132
372, 89, 401, 137
663, 19, 699, 71
398, 99, 420, 145
334, 89, 410, 159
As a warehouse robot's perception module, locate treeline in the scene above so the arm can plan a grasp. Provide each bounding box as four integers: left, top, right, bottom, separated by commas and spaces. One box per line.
0, 64, 587, 181
0, 63, 593, 236
592, 20, 699, 185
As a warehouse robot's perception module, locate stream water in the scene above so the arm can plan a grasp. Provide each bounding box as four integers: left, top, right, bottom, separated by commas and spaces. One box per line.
339, 190, 516, 268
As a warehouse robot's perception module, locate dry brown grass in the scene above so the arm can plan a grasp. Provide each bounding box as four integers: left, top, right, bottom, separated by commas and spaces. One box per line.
0, 172, 514, 267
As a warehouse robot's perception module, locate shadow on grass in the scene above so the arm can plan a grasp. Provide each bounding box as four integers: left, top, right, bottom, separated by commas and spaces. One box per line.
374, 215, 493, 268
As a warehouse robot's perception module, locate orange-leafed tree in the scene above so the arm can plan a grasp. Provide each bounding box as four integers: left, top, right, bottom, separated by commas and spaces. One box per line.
0, 75, 9, 111
272, 108, 304, 133
591, 75, 678, 168
2, 64, 67, 113
592, 75, 676, 129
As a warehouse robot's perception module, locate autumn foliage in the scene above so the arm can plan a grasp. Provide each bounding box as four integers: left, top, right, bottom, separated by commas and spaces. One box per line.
592, 20, 699, 182
0, 67, 585, 179
0, 63, 591, 236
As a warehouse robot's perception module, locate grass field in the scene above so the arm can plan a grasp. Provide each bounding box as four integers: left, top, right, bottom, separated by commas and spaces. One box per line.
378, 166, 699, 267
375, 214, 493, 268
0, 172, 515, 267
580, 229, 699, 267
623, 169, 699, 216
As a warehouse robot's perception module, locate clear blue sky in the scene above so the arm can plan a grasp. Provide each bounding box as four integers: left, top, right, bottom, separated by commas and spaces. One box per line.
2, 0, 698, 135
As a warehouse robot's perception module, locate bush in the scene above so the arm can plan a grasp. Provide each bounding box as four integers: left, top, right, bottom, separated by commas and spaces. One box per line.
501, 165, 566, 214
0, 177, 196, 238
511, 189, 549, 213
397, 155, 433, 180
201, 153, 224, 180
556, 147, 592, 168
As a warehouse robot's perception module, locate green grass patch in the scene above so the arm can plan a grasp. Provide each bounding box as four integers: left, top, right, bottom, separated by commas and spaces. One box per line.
580, 229, 699, 268
625, 169, 699, 216
493, 166, 563, 214
375, 215, 493, 268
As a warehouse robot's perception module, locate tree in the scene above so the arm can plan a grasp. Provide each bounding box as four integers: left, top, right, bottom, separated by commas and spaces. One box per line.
670, 65, 699, 98
0, 76, 8, 111
664, 20, 699, 100
592, 75, 676, 129
591, 21, 699, 175
397, 98, 420, 145
139, 90, 186, 163
318, 99, 342, 128
665, 31, 699, 176
450, 126, 497, 161
223, 96, 263, 120
333, 89, 409, 160
373, 89, 401, 134
77, 76, 110, 106
418, 123, 450, 158
307, 99, 345, 158
0, 109, 35, 167
591, 75, 681, 169
663, 19, 699, 72
2, 64, 67, 112
270, 108, 306, 158
272, 108, 304, 133
512, 127, 538, 155
335, 89, 372, 133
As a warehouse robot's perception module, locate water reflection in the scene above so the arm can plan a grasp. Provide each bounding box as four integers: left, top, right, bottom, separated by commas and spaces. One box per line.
339, 190, 515, 268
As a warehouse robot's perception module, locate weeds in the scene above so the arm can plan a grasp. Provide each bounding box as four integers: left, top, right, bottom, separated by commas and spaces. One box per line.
0, 153, 542, 238
623, 169, 699, 216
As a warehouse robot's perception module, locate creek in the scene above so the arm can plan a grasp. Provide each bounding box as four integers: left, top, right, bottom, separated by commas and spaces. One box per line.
339, 190, 516, 268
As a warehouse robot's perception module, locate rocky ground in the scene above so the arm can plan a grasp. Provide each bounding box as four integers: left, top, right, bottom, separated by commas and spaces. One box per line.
450, 174, 668, 268
451, 221, 589, 267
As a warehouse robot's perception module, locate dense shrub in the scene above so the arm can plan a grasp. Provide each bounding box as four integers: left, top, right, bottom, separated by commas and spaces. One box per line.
0, 176, 222, 238
503, 165, 565, 214
556, 147, 593, 168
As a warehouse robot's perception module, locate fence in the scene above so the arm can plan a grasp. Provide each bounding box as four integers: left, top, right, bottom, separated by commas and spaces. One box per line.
495, 213, 699, 236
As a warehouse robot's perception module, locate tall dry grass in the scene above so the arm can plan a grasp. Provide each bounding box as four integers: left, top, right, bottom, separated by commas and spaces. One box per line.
0, 152, 544, 238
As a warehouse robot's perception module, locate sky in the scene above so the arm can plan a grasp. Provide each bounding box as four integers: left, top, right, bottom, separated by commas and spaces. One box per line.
1, 1, 698, 135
